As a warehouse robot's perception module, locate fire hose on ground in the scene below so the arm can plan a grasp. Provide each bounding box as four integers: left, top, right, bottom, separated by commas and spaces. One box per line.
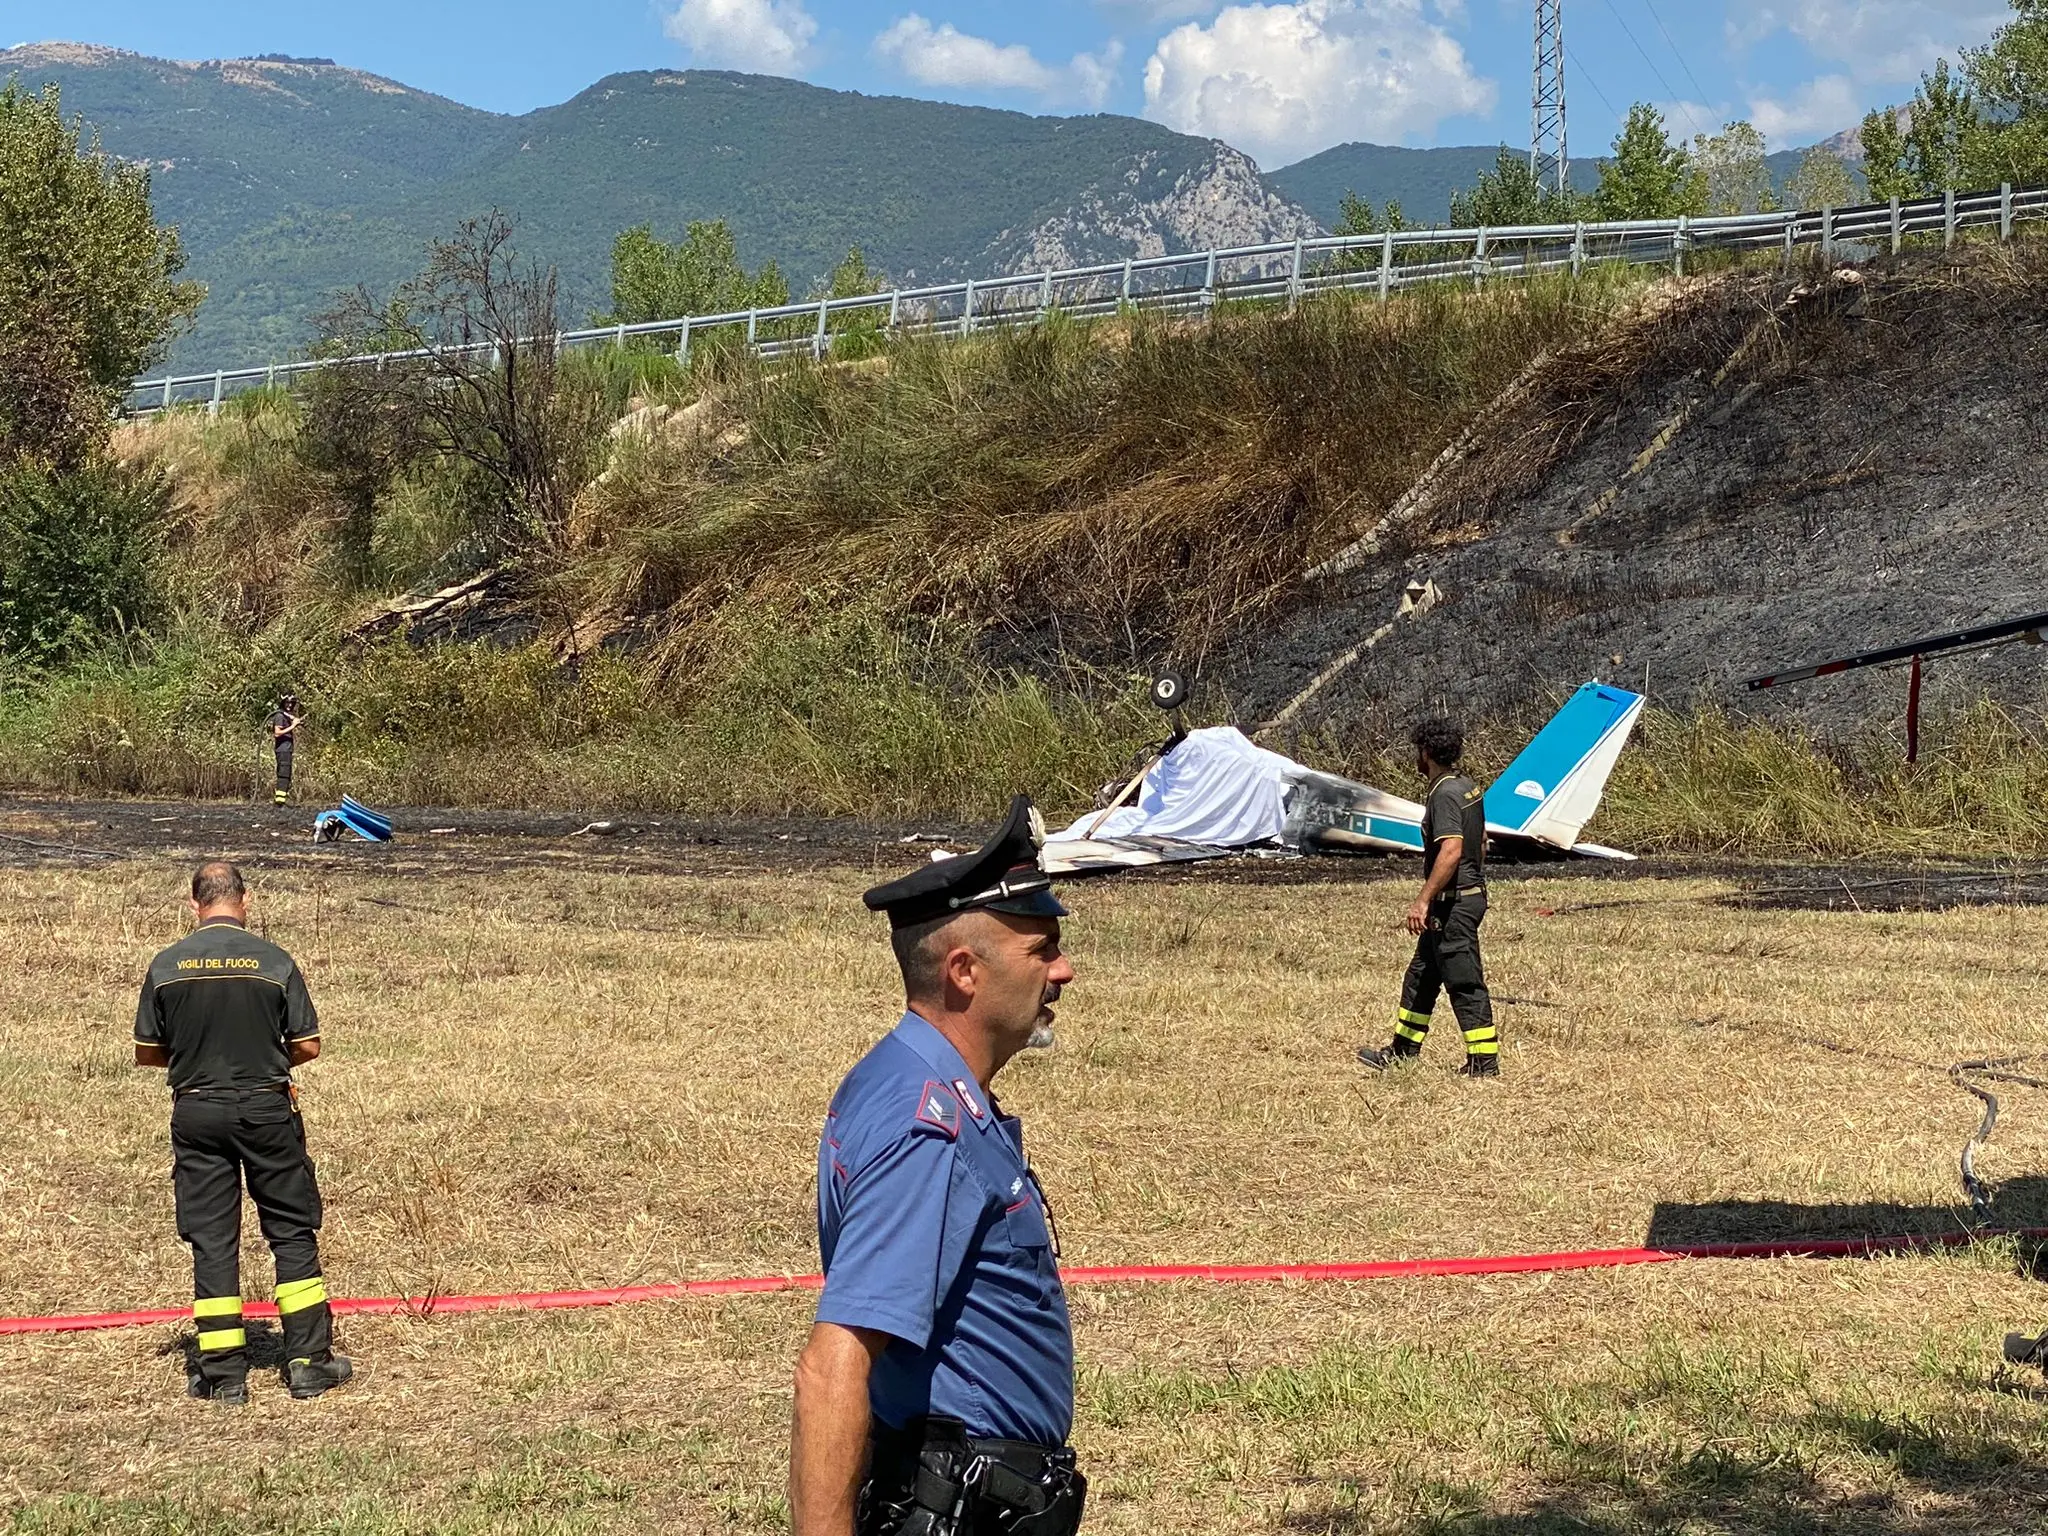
4, 1229, 2046, 1338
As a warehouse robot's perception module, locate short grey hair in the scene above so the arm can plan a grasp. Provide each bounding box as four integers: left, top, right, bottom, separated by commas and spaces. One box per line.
890, 912, 985, 1001
191, 861, 246, 907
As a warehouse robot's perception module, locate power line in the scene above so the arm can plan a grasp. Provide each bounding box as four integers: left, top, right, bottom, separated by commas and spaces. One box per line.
1566, 40, 1620, 124
1638, 0, 1715, 122
1597, 0, 1704, 139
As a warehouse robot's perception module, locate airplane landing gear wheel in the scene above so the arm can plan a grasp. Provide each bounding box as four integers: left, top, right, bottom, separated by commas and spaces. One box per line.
1150, 670, 1187, 711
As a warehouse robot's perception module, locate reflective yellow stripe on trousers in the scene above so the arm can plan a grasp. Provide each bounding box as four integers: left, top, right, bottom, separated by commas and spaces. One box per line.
1393, 1008, 1431, 1043
193, 1294, 246, 1349
274, 1276, 328, 1315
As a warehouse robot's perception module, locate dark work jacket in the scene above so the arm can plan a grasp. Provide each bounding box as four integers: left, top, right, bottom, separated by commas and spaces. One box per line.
134, 918, 319, 1092
1423, 773, 1487, 892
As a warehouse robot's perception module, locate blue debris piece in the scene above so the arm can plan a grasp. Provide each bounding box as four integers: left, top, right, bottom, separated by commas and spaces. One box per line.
313, 795, 394, 843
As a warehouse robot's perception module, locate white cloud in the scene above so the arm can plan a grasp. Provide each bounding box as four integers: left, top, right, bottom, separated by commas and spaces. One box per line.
1748, 73, 1863, 142
1728, 0, 2007, 85
665, 0, 818, 75
1141, 0, 1495, 168
873, 15, 1124, 109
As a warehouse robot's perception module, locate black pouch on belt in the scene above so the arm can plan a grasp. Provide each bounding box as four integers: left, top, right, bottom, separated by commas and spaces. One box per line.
861, 1418, 1087, 1536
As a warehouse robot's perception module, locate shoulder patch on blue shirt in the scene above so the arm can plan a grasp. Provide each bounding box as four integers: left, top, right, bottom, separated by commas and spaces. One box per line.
951, 1077, 987, 1121
913, 1080, 961, 1138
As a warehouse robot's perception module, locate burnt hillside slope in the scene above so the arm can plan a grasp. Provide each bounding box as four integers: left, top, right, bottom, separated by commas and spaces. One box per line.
1237, 245, 2048, 750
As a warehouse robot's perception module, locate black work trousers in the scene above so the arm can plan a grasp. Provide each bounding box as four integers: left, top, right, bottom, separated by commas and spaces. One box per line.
274, 742, 294, 797
1393, 890, 1498, 1059
171, 1089, 331, 1384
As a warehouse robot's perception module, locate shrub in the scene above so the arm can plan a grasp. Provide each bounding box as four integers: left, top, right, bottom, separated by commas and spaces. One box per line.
0, 459, 166, 664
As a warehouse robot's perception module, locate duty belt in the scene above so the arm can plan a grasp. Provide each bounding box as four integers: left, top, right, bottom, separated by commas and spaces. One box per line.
861, 1417, 1086, 1536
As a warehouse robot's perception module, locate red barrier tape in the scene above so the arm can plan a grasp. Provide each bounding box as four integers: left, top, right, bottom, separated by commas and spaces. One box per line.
5, 1229, 2039, 1338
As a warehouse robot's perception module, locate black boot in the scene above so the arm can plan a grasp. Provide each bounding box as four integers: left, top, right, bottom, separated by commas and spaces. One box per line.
188, 1372, 248, 1406
1456, 1055, 1500, 1078
2005, 1331, 2047, 1369
285, 1354, 354, 1400
1356, 1040, 1422, 1070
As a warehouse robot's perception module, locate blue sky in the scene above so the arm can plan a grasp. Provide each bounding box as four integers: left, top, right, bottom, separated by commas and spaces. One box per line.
13, 0, 2018, 166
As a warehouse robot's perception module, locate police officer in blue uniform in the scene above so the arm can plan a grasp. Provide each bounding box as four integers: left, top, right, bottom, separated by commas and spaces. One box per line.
790, 796, 1086, 1536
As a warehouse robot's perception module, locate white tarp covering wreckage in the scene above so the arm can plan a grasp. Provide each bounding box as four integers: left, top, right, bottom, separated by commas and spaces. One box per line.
1043, 681, 1645, 874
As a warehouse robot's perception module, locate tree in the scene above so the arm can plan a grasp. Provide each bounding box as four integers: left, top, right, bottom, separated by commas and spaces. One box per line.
1331, 191, 1408, 273
1963, 0, 2048, 186
0, 81, 201, 465
600, 220, 789, 325
296, 309, 420, 586
1591, 105, 1704, 220
1786, 145, 1861, 210
1691, 121, 1777, 215
1905, 58, 1976, 192
1859, 107, 1916, 201
313, 213, 605, 548
1448, 147, 1580, 226
820, 246, 886, 301
1335, 191, 1408, 236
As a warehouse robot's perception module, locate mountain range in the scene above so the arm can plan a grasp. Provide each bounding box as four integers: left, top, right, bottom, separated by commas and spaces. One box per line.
5, 43, 1852, 374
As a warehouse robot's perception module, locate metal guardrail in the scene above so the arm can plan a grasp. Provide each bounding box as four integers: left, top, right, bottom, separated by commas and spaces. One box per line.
127, 184, 2048, 415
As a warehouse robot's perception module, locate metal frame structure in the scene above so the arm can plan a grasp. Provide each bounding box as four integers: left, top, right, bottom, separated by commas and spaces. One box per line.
1741, 607, 2048, 762
1532, 0, 1568, 199
126, 182, 2048, 417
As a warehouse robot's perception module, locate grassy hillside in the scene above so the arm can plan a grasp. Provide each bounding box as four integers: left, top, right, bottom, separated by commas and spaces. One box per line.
4, 275, 1634, 818
10, 241, 2048, 855
12, 246, 2048, 860
4, 45, 1314, 372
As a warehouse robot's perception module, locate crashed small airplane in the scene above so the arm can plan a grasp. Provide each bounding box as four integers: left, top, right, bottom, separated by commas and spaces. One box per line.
1043, 680, 1646, 875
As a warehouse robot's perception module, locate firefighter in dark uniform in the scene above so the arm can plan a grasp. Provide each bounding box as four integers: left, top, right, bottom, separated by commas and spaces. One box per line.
790, 796, 1087, 1536
133, 860, 352, 1405
270, 694, 300, 805
1356, 717, 1501, 1076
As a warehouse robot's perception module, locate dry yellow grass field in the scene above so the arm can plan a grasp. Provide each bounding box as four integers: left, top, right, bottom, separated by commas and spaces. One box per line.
1, 834, 2044, 1534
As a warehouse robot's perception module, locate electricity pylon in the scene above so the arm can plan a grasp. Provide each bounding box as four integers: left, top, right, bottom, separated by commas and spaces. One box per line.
1532, 0, 1568, 197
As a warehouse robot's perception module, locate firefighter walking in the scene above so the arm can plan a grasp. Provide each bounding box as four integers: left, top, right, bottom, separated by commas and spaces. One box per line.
1356, 717, 1501, 1076
134, 860, 352, 1404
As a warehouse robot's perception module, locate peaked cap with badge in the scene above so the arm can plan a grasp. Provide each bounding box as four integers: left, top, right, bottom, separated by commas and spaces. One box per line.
864, 794, 1069, 929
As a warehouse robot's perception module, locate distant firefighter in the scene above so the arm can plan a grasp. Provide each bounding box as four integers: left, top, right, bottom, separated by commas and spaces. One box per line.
269, 693, 301, 805
1356, 716, 1502, 1076
790, 796, 1087, 1536
133, 861, 351, 1405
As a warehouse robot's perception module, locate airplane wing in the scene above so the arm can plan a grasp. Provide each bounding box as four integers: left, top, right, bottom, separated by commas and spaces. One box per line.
1040, 835, 1246, 877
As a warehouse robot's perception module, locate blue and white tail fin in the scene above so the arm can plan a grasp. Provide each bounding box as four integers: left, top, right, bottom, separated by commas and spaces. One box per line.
1482, 682, 1644, 854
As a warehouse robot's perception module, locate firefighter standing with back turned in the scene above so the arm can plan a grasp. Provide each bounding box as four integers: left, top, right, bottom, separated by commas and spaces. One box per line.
1356, 717, 1502, 1076
134, 860, 352, 1404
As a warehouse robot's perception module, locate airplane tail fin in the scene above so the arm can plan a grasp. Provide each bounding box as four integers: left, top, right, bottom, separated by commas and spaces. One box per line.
1482, 682, 1645, 850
